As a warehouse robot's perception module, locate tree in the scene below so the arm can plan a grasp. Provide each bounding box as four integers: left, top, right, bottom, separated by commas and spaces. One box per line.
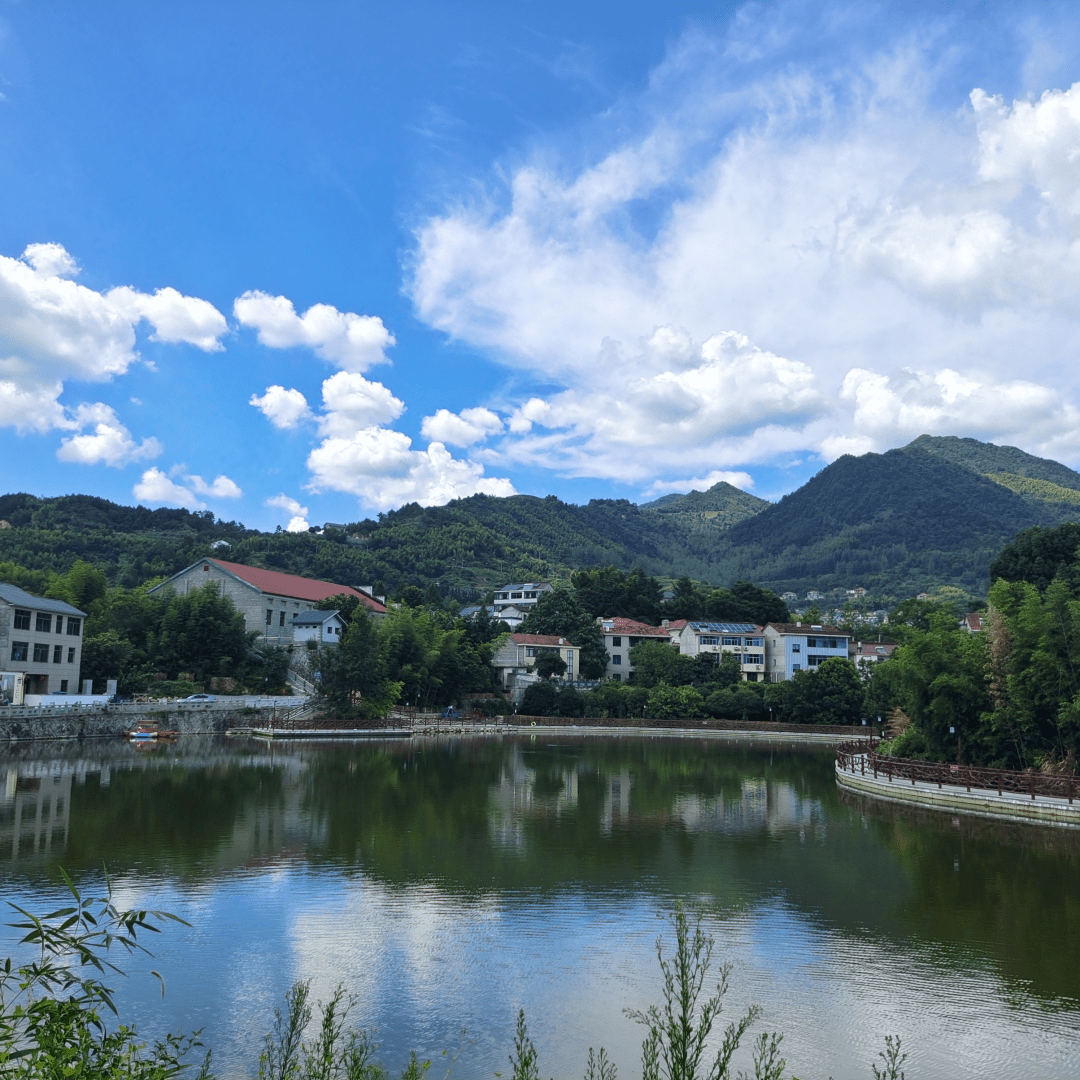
629, 640, 695, 688
520, 591, 608, 679
571, 565, 663, 623
534, 651, 567, 680
520, 680, 557, 716
990, 521, 1080, 592
318, 610, 401, 717
646, 682, 705, 719
156, 584, 248, 684
785, 657, 864, 725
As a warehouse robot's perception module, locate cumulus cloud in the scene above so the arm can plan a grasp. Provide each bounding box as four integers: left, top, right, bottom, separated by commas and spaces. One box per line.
107, 286, 228, 352
420, 406, 504, 446
307, 431, 515, 510
133, 468, 206, 511
233, 291, 395, 372
0, 242, 228, 438
266, 494, 310, 532
645, 470, 756, 497
56, 404, 162, 467
186, 474, 243, 499
249, 385, 313, 429
407, 27, 1080, 482
318, 372, 405, 438
132, 467, 242, 509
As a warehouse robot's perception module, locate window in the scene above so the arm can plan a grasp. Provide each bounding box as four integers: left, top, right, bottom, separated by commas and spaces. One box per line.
791, 643, 801, 653
33, 643, 50, 663
67, 648, 75, 664
808, 655, 828, 667
792, 663, 801, 672
36, 613, 52, 633
700, 636, 718, 646
13, 610, 30, 630
266, 609, 273, 625
279, 611, 286, 627
611, 655, 622, 665
611, 636, 622, 647
828, 638, 838, 649
11, 642, 27, 662
53, 645, 62, 664
203, 564, 210, 572
747, 638, 763, 647
742, 654, 763, 665
60, 680, 68, 693
66, 618, 81, 636
566, 651, 573, 663
526, 646, 537, 657
721, 636, 740, 646
807, 637, 817, 648
511, 592, 523, 599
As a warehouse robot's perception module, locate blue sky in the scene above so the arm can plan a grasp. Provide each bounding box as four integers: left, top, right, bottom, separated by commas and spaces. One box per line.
3, 1, 1080, 531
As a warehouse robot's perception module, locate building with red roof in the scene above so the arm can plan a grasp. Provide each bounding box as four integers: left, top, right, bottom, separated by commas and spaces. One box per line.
491, 632, 580, 693
596, 616, 671, 681
150, 557, 385, 645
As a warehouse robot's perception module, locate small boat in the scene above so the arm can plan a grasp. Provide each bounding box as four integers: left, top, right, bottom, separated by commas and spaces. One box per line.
126, 721, 178, 741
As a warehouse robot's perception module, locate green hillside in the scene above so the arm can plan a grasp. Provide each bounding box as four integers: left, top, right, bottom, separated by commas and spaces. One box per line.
2, 436, 1078, 601
701, 446, 1056, 598
639, 480, 769, 530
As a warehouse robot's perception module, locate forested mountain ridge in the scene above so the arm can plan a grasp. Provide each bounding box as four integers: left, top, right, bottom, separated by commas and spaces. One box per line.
638, 480, 769, 531
2, 435, 1078, 600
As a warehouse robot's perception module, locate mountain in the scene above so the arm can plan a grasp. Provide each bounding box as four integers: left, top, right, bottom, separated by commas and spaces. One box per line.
2, 436, 1078, 601
702, 444, 1057, 598
639, 480, 769, 530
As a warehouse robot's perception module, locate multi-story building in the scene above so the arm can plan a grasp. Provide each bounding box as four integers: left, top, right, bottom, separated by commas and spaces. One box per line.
763, 623, 851, 681
492, 582, 553, 619
0, 583, 86, 701
149, 558, 386, 644
596, 617, 671, 681
666, 621, 766, 682
490, 633, 579, 692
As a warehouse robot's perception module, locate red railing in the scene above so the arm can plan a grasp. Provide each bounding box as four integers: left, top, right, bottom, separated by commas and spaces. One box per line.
836, 741, 1080, 803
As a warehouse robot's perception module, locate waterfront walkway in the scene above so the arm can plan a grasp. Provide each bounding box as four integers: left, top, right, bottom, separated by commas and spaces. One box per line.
836, 744, 1080, 827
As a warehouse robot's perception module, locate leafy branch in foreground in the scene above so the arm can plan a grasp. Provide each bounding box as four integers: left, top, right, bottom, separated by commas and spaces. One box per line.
0, 869, 210, 1079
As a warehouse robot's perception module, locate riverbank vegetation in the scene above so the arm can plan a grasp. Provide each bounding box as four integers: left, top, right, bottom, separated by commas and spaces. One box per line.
0, 883, 906, 1079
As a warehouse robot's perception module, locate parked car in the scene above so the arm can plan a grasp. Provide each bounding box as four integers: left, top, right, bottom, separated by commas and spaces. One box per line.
182, 693, 216, 702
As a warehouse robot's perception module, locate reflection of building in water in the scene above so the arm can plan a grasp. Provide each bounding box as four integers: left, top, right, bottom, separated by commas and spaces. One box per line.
671, 778, 820, 835
0, 748, 318, 869
488, 744, 634, 844
1, 768, 71, 861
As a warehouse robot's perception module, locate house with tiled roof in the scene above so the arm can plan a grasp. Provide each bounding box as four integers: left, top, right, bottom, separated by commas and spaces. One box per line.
667, 621, 766, 681
962, 612, 985, 633
763, 622, 851, 682
491, 632, 579, 692
596, 616, 672, 681
149, 558, 386, 644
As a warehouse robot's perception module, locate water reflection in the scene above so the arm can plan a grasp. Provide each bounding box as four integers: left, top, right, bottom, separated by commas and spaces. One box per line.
0, 735, 1078, 1079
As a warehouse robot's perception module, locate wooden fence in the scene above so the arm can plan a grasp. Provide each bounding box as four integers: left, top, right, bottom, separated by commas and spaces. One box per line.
837, 741, 1080, 803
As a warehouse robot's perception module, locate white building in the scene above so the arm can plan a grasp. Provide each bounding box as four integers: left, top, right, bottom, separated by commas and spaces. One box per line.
0, 584, 86, 701
596, 617, 671, 681
291, 609, 347, 644
490, 633, 580, 692
667, 621, 766, 682
493, 582, 553, 619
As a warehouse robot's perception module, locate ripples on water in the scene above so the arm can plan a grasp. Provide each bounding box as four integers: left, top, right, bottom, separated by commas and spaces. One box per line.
1, 734, 1078, 1079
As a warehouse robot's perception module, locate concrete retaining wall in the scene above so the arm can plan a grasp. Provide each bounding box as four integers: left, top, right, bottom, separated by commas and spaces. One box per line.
836, 753, 1080, 827
0, 707, 258, 743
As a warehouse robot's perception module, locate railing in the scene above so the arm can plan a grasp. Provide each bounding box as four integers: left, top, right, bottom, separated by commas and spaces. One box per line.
837, 741, 1080, 803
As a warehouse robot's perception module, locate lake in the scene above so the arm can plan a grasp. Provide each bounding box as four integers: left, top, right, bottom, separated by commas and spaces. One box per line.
1, 733, 1078, 1079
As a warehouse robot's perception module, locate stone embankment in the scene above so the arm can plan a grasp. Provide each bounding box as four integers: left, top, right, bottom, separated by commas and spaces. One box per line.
0, 698, 300, 744
836, 742, 1080, 827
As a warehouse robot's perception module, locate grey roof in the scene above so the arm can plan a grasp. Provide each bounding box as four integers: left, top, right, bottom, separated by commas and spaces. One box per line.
0, 583, 86, 617
496, 582, 551, 592
688, 621, 761, 634
292, 609, 341, 626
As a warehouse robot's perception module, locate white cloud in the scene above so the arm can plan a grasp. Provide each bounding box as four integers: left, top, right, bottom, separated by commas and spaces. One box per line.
407, 32, 1080, 482
307, 430, 515, 511
266, 494, 310, 533
249, 385, 313, 429
133, 468, 206, 511
233, 291, 395, 372
0, 242, 228, 438
420, 406, 504, 446
645, 470, 756, 497
55, 403, 162, 467
318, 371, 405, 438
107, 286, 228, 352
186, 474, 243, 499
